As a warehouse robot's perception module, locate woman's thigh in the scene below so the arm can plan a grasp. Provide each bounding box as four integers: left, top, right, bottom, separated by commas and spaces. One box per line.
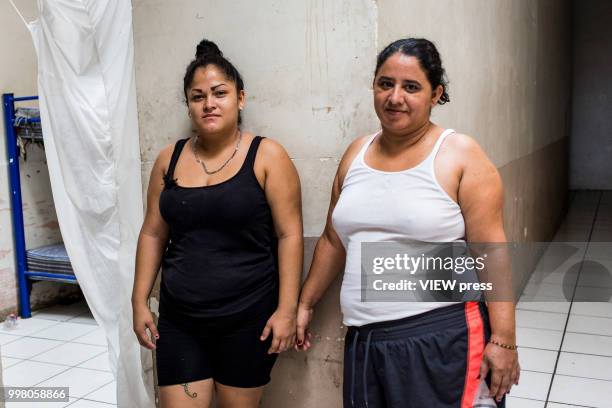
214, 382, 264, 408
159, 378, 214, 408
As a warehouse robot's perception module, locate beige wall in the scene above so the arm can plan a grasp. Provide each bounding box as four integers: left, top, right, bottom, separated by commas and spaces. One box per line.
570, 0, 612, 189
0, 2, 78, 318
133, 1, 571, 406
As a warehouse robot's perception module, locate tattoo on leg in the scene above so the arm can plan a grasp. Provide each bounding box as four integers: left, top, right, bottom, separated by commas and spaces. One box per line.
181, 383, 197, 399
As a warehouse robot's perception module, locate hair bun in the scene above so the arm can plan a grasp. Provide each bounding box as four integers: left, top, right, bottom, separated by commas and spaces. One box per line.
196, 39, 222, 58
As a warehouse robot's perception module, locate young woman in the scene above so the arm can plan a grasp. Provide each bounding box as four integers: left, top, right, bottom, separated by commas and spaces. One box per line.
132, 40, 303, 408
296, 38, 519, 408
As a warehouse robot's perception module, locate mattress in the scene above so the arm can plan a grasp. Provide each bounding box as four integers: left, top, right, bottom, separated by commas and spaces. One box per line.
26, 243, 74, 275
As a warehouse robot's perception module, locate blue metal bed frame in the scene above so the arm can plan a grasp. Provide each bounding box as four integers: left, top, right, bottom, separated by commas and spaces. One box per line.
2, 93, 77, 318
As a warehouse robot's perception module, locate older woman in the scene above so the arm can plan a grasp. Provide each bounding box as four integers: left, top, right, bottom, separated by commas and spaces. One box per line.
132, 40, 303, 408
296, 38, 519, 408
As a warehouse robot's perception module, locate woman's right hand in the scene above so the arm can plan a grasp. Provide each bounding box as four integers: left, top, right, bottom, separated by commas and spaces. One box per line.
295, 302, 313, 351
132, 302, 159, 350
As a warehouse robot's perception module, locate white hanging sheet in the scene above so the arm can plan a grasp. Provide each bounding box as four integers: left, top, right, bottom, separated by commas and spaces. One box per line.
25, 0, 154, 406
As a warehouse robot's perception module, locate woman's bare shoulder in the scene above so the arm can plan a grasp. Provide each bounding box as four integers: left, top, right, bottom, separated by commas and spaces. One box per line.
444, 132, 493, 166
337, 133, 374, 186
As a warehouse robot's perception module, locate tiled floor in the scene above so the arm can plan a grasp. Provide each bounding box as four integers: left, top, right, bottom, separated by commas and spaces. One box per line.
0, 301, 116, 407
508, 190, 612, 408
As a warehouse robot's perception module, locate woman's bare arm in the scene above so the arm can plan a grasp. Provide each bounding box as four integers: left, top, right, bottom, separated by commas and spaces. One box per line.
257, 138, 303, 353
296, 136, 368, 347
132, 145, 172, 349
456, 133, 519, 402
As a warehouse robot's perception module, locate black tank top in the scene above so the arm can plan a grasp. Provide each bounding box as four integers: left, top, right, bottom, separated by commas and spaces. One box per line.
158, 136, 278, 319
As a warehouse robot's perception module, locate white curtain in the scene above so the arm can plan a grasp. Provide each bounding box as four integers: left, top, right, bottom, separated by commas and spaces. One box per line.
25, 1, 154, 406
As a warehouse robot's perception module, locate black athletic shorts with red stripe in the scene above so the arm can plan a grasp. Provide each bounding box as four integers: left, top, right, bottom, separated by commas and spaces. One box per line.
343, 302, 505, 408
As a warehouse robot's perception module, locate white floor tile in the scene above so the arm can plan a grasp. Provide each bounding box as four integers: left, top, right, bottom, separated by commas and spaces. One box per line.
67, 313, 97, 326
577, 265, 612, 289
29, 322, 99, 342
556, 352, 612, 381
533, 249, 584, 268
549, 374, 612, 408
83, 381, 116, 404
516, 310, 567, 331
0, 332, 22, 345
37, 367, 114, 398
546, 403, 586, 408
562, 332, 612, 357
72, 327, 107, 346
5, 398, 77, 408
571, 302, 612, 318
0, 317, 58, 336
573, 285, 612, 302
32, 342, 107, 367
516, 327, 564, 351
567, 314, 612, 336
520, 282, 575, 302
507, 370, 552, 401
534, 268, 580, 286
1, 356, 24, 368
576, 261, 612, 289
584, 243, 612, 262
1, 336, 63, 359
32, 303, 88, 322
67, 399, 116, 407
2, 360, 69, 387
516, 301, 570, 314
552, 227, 592, 242
78, 352, 112, 372
517, 348, 557, 373
505, 397, 545, 408
580, 256, 612, 278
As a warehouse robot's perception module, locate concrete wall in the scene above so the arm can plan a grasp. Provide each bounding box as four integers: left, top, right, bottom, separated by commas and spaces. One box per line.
0, 2, 80, 319
570, 0, 612, 189
133, 1, 571, 406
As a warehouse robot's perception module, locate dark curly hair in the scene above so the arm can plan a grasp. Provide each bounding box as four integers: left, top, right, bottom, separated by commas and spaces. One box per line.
374, 38, 450, 105
183, 39, 245, 125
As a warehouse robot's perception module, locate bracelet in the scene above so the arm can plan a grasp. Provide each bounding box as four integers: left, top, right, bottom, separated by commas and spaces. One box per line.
489, 339, 518, 350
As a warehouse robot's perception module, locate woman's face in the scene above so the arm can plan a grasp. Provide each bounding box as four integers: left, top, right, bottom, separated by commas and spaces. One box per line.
373, 53, 442, 134
187, 65, 244, 135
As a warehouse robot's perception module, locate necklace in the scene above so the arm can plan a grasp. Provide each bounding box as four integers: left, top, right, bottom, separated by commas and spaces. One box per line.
191, 130, 242, 175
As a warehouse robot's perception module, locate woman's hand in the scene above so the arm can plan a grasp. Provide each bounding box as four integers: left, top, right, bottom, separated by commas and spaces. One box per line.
132, 302, 159, 350
295, 302, 313, 351
260, 308, 296, 353
480, 342, 520, 402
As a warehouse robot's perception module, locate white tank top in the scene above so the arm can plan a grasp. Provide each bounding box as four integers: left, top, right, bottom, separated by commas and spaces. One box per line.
332, 129, 466, 326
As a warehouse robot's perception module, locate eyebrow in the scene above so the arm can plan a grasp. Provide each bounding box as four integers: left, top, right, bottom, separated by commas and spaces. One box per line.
190, 83, 228, 93
377, 76, 421, 85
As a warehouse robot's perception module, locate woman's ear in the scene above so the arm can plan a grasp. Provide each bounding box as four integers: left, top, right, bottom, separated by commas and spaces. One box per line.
431, 85, 443, 106
238, 89, 246, 110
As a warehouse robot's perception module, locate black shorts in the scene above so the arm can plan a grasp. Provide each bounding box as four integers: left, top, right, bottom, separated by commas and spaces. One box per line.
156, 298, 278, 388
343, 302, 505, 408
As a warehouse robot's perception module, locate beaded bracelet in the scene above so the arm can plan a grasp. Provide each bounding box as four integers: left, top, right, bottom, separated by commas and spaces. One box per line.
489, 339, 518, 350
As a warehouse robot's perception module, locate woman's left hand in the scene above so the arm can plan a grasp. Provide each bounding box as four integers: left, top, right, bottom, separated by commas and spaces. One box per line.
480, 342, 520, 402
260, 308, 297, 354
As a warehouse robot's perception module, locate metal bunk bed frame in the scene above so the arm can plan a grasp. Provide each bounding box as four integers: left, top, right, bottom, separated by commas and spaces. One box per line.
2, 93, 77, 318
